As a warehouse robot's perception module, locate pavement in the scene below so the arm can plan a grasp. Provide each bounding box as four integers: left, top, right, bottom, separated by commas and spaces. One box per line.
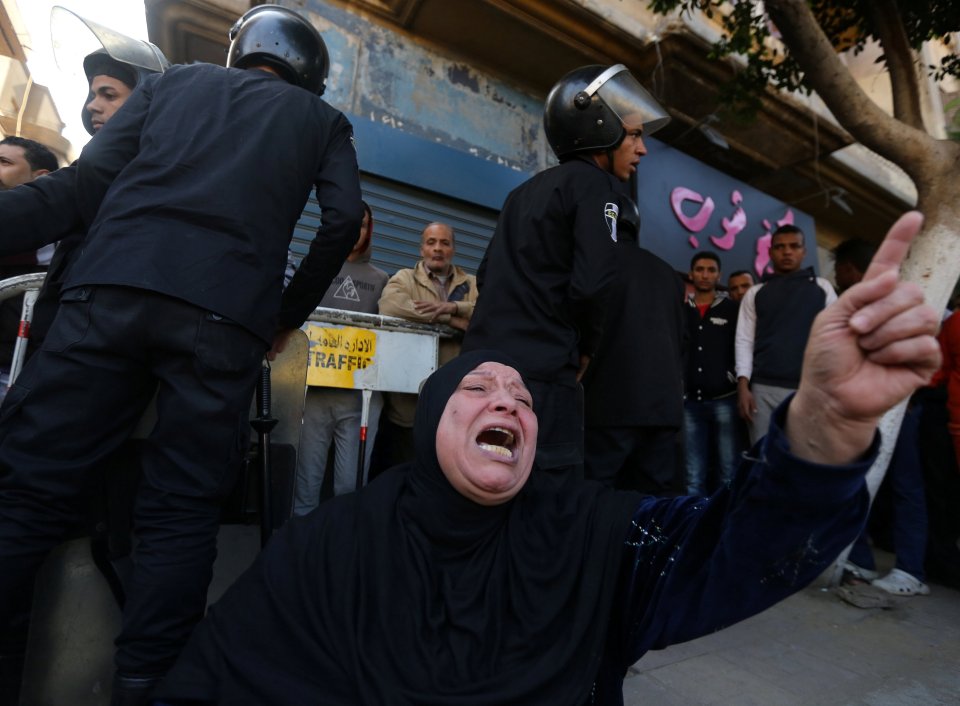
622, 549, 960, 706
20, 534, 958, 705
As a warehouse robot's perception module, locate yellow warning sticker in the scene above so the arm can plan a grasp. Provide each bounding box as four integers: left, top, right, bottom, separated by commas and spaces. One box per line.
305, 326, 376, 389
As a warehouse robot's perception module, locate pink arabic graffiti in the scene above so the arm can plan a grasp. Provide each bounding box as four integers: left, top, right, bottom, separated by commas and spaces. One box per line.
710, 190, 746, 250
753, 210, 796, 277
670, 187, 714, 248
671, 187, 746, 250
671, 185, 797, 275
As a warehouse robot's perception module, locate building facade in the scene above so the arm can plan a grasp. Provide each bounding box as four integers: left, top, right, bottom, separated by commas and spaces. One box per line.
0, 0, 68, 164
144, 0, 952, 279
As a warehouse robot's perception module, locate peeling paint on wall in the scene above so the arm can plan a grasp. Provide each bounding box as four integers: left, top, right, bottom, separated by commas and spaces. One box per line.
294, 0, 546, 173
447, 64, 480, 93
301, 10, 358, 113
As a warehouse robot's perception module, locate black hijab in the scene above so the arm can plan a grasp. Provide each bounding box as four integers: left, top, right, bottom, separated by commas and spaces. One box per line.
156, 351, 640, 705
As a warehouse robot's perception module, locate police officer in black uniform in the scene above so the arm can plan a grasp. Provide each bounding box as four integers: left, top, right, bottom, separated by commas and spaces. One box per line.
0, 18, 169, 705
0, 14, 170, 366
32, 11, 172, 353
581, 198, 687, 493
0, 6, 361, 704
461, 64, 670, 477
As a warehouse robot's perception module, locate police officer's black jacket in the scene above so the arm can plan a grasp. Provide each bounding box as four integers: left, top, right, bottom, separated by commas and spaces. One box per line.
581, 237, 686, 428
0, 166, 82, 257
0, 164, 84, 351
71, 63, 362, 342
462, 158, 627, 381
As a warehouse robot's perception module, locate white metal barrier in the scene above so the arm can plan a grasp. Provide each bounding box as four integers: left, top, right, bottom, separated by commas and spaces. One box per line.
0, 272, 47, 389
303, 307, 449, 489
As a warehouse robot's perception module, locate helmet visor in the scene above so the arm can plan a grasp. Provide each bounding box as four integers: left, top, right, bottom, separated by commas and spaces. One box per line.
591, 65, 671, 137
51, 6, 167, 79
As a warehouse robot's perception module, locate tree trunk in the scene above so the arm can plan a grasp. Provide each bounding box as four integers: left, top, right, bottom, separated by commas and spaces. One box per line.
903, 197, 960, 314
758, 0, 960, 586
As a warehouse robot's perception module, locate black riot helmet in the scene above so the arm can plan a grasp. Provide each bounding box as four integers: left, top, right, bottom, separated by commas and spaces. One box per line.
227, 5, 329, 96
50, 7, 170, 136
80, 47, 169, 135
543, 64, 670, 161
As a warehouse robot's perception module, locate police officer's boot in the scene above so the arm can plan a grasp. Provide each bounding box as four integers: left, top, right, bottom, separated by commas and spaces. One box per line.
111, 673, 161, 706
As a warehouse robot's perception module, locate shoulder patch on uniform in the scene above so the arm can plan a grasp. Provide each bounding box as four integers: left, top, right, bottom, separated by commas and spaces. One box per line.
604, 202, 619, 243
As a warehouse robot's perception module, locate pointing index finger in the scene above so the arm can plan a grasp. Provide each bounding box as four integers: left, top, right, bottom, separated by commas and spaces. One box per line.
861, 211, 923, 283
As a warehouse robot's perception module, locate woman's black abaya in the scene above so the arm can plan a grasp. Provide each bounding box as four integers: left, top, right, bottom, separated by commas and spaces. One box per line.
155, 350, 641, 704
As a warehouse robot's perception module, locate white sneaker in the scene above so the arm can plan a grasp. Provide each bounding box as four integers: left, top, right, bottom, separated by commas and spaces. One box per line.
871, 568, 931, 596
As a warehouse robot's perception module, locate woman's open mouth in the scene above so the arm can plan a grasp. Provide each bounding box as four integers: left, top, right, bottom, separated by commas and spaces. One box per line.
476, 427, 516, 459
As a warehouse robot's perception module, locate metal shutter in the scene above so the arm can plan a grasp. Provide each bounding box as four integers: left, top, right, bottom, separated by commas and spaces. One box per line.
290, 173, 498, 276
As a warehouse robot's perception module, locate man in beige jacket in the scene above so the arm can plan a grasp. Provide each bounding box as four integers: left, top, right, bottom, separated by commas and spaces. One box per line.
374, 222, 477, 470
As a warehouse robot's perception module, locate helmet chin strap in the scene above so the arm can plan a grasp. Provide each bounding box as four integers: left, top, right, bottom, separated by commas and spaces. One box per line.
601, 128, 626, 176
604, 148, 616, 175
582, 149, 615, 175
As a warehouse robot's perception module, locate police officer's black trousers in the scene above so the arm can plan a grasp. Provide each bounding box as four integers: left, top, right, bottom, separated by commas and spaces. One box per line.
527, 377, 584, 480
583, 425, 680, 495
0, 286, 264, 678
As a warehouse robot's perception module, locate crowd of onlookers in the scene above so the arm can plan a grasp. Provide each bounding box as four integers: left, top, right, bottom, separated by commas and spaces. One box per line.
294, 208, 959, 600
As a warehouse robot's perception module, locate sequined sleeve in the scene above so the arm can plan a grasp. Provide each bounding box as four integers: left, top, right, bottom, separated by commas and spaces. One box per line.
611, 400, 877, 665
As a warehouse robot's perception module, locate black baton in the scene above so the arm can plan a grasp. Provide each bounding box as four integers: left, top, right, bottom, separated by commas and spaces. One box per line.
250, 361, 279, 547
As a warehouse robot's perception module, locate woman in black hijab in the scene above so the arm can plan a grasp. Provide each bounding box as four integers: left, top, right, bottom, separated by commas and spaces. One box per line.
155, 213, 940, 705
156, 351, 643, 703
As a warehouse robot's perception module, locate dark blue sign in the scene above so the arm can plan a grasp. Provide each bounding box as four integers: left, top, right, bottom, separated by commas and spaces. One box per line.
634, 138, 817, 278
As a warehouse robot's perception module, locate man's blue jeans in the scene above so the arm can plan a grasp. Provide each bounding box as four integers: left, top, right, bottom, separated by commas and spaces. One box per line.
684, 396, 742, 496
848, 403, 928, 580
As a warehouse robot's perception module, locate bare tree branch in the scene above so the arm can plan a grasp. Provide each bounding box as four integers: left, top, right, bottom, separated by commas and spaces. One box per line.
870, 0, 925, 130
763, 0, 934, 180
